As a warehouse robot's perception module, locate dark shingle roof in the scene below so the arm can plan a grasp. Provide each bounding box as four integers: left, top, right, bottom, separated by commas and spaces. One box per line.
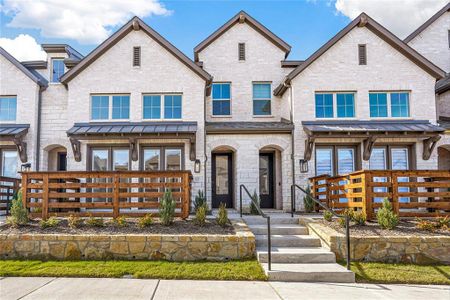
67, 122, 197, 136
205, 121, 293, 134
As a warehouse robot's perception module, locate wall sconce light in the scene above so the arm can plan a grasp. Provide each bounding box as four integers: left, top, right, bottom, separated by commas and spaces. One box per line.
299, 159, 308, 173
194, 159, 201, 173
21, 163, 32, 172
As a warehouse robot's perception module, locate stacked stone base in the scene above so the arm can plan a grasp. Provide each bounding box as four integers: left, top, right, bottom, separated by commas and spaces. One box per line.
0, 221, 255, 261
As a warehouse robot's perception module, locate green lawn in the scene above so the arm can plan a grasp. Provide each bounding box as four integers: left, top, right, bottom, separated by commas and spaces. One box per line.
343, 261, 450, 285
0, 259, 267, 281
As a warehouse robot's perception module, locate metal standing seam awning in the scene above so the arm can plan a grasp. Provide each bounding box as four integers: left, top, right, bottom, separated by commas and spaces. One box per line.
205, 120, 294, 134
301, 120, 445, 161
66, 122, 198, 162
0, 124, 30, 162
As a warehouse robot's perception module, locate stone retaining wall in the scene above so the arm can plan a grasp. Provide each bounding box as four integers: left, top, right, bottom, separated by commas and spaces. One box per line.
302, 219, 450, 264
0, 221, 255, 261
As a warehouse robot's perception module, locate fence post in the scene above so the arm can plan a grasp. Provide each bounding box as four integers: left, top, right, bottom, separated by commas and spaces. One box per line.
391, 171, 399, 216
42, 174, 49, 220
21, 173, 28, 212
361, 171, 373, 220
113, 174, 119, 218
182, 172, 190, 219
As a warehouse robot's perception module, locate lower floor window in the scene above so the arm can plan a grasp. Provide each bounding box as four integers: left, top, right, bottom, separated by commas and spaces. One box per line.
142, 147, 183, 171
90, 147, 130, 171
315, 146, 357, 176
1, 149, 18, 177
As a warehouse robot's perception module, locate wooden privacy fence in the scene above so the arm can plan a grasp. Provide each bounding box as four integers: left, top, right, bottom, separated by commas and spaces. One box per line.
310, 170, 450, 220
0, 176, 21, 215
21, 171, 192, 219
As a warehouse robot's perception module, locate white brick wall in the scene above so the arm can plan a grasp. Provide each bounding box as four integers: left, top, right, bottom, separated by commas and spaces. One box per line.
438, 91, 450, 117
197, 22, 291, 122
407, 11, 450, 73
0, 54, 40, 172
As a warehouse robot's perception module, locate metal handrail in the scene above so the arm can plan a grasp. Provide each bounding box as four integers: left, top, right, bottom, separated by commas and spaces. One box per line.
239, 184, 271, 271
291, 184, 351, 270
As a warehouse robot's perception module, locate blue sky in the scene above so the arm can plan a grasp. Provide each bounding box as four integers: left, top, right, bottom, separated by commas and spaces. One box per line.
0, 0, 447, 61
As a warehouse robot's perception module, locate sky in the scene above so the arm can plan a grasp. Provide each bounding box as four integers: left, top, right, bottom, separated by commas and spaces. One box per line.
0, 0, 448, 62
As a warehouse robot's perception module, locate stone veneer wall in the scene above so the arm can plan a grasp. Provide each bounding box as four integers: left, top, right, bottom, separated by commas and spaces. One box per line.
0, 221, 255, 261
302, 220, 450, 264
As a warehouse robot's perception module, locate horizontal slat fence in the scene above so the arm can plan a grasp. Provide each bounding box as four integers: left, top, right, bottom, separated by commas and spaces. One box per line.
21, 171, 192, 219
0, 176, 21, 215
310, 170, 450, 220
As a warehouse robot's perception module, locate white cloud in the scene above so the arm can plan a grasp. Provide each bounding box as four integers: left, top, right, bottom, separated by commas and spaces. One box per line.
0, 34, 46, 61
1, 0, 172, 44
335, 0, 448, 38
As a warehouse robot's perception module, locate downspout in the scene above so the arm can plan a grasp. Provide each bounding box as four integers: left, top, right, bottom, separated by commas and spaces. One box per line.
35, 86, 44, 171
287, 81, 296, 211
204, 79, 212, 208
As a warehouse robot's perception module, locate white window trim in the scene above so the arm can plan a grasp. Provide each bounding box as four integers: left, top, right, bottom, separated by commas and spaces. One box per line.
314, 92, 357, 120
0, 96, 18, 123
211, 82, 232, 117
142, 93, 183, 121
369, 91, 411, 119
252, 82, 272, 117
90, 94, 131, 121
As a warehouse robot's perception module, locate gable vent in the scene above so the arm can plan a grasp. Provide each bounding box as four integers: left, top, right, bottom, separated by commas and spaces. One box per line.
133, 46, 141, 67
358, 44, 367, 65
238, 43, 245, 61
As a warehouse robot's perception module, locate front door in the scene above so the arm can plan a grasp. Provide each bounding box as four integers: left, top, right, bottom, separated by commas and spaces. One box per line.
212, 153, 233, 208
57, 152, 67, 171
259, 153, 274, 208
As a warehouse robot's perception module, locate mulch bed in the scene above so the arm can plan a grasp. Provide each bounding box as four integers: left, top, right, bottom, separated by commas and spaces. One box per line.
318, 219, 450, 237
0, 218, 235, 235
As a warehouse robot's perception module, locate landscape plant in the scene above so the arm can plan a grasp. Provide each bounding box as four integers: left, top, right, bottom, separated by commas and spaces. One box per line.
415, 218, 435, 232
194, 203, 207, 227
39, 217, 60, 229
138, 214, 153, 228
217, 202, 229, 227
113, 216, 128, 227
194, 190, 206, 211
68, 215, 83, 229
303, 185, 315, 213
377, 198, 399, 230
159, 190, 176, 226
323, 210, 333, 222
352, 211, 367, 226
85, 214, 105, 227
6, 189, 28, 227
250, 190, 260, 215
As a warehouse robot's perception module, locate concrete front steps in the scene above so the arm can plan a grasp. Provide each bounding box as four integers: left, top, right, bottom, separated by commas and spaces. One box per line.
243, 215, 355, 283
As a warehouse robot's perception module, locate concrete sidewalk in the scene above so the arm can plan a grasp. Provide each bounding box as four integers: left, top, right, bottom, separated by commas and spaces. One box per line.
0, 277, 449, 300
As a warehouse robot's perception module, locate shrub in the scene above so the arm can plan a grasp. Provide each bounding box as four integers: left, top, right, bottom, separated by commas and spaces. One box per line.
415, 218, 435, 232
352, 211, 367, 226
138, 214, 153, 228
85, 214, 105, 227
194, 190, 206, 211
377, 198, 399, 230
68, 215, 83, 229
435, 216, 450, 230
159, 190, 176, 226
337, 217, 346, 228
194, 204, 207, 227
323, 210, 333, 222
217, 202, 229, 227
113, 216, 128, 227
250, 191, 260, 215
303, 185, 315, 213
39, 217, 60, 229
6, 189, 28, 227
344, 208, 355, 221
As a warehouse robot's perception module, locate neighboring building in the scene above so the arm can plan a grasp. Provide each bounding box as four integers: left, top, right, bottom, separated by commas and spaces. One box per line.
405, 3, 450, 170
0, 9, 446, 211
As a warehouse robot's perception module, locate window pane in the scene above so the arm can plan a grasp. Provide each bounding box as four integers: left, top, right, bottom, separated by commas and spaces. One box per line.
337, 148, 354, 175
315, 93, 333, 118
91, 96, 109, 120
2, 150, 18, 177
112, 95, 130, 119
316, 148, 333, 176
253, 84, 271, 99
165, 149, 182, 170
51, 59, 65, 82
92, 150, 109, 171
212, 83, 231, 115
213, 100, 230, 115
0, 97, 17, 121
113, 149, 129, 171
259, 155, 269, 195
164, 95, 182, 119
143, 95, 161, 119
336, 94, 354, 118
143, 149, 161, 171
369, 93, 387, 117
391, 93, 409, 117
391, 148, 409, 202
253, 83, 271, 115
369, 148, 388, 202
215, 155, 229, 195
253, 100, 271, 115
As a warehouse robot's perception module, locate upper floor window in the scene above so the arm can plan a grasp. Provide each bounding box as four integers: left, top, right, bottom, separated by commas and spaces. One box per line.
369, 92, 409, 118
315, 92, 355, 118
212, 83, 231, 116
143, 94, 182, 119
91, 95, 130, 120
0, 96, 17, 121
51, 58, 65, 83
253, 83, 271, 116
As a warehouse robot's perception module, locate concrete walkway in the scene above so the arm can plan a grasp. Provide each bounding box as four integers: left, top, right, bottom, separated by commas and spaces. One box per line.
0, 277, 448, 300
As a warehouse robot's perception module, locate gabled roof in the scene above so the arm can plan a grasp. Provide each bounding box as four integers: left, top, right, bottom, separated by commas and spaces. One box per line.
42, 44, 84, 60
436, 74, 450, 94
274, 13, 446, 96
61, 17, 212, 85
193, 10, 291, 61
404, 3, 450, 43
0, 47, 48, 88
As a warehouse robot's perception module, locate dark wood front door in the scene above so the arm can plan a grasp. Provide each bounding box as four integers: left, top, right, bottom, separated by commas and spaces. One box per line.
259, 153, 274, 208
57, 152, 67, 171
212, 153, 233, 208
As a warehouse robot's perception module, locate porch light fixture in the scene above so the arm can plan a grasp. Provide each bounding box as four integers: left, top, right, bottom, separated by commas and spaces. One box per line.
299, 159, 308, 173
21, 163, 32, 172
194, 159, 201, 173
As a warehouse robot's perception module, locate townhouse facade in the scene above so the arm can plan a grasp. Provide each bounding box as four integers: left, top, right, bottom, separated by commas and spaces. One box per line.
0, 5, 448, 211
